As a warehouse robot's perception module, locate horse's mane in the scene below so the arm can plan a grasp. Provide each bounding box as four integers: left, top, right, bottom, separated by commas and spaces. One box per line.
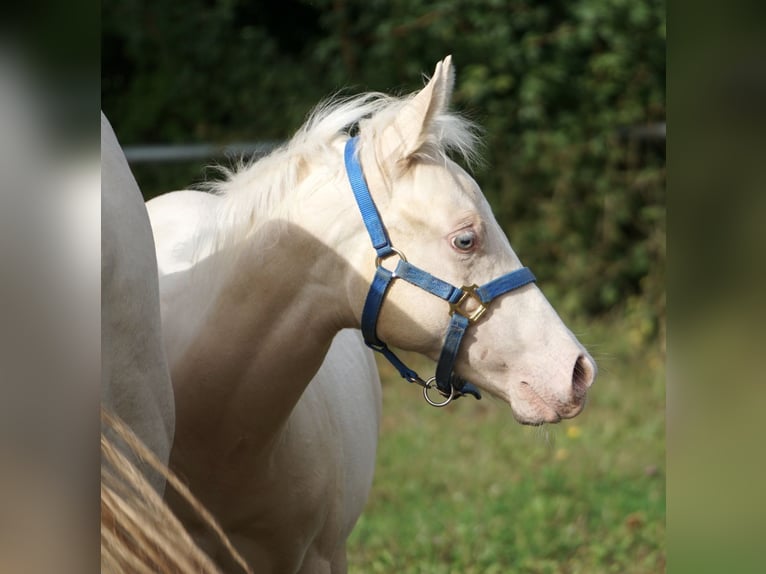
204, 89, 480, 248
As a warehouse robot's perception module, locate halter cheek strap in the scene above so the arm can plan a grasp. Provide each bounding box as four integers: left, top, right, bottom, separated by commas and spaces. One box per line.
344, 136, 536, 407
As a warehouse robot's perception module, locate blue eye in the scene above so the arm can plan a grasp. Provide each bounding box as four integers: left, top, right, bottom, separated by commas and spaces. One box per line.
451, 231, 476, 252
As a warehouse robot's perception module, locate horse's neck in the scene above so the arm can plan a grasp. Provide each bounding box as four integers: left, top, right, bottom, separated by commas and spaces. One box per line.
163, 199, 354, 459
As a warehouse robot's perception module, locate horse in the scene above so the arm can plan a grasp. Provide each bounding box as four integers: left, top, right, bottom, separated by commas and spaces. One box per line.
102, 113, 251, 572
101, 112, 175, 495
146, 56, 597, 573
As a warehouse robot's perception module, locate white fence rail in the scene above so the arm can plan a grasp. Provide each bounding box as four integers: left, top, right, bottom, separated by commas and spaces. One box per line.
123, 123, 664, 165
123, 141, 279, 164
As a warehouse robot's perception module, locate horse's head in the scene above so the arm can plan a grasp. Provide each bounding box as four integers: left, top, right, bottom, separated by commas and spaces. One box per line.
347, 56, 596, 424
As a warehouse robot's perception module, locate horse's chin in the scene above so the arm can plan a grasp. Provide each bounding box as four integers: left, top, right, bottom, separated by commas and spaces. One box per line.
510, 404, 562, 426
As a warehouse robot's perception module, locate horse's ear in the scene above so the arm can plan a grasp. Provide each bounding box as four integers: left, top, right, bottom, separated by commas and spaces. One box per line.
378, 55, 455, 163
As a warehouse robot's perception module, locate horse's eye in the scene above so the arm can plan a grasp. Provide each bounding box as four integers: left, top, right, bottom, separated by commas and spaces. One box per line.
451, 231, 476, 252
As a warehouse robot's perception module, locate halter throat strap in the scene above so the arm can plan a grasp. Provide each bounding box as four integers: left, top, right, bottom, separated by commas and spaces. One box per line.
344, 136, 536, 406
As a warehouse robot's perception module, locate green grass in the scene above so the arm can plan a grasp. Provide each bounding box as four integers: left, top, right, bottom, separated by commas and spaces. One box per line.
347, 318, 665, 573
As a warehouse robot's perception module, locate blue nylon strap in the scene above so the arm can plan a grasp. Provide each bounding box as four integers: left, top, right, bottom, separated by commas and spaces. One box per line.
360, 260, 427, 385
435, 313, 470, 394
361, 266, 394, 347
380, 346, 425, 385
394, 260, 463, 303
456, 380, 482, 400
344, 137, 393, 258
476, 267, 536, 302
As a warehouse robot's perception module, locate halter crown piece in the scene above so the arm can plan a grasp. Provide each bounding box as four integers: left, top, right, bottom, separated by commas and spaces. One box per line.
344, 137, 537, 407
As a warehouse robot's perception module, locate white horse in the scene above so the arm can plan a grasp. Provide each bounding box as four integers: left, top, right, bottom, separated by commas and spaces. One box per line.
147, 56, 596, 573
102, 113, 175, 495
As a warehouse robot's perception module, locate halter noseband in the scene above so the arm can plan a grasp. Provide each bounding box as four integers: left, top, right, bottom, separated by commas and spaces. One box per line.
344, 137, 536, 407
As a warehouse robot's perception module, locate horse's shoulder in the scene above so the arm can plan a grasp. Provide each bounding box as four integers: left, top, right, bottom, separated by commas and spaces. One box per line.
146, 190, 220, 275
146, 189, 219, 233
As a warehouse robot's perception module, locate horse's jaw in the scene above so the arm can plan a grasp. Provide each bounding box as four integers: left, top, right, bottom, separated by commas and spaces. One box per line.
449, 288, 597, 425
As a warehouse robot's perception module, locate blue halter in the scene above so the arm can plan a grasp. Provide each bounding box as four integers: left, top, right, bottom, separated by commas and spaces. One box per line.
344, 137, 536, 407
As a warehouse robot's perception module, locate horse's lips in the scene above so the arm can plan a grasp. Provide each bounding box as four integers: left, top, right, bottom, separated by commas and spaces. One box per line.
509, 381, 566, 426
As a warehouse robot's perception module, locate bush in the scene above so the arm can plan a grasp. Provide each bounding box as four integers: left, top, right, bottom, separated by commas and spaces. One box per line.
102, 0, 665, 337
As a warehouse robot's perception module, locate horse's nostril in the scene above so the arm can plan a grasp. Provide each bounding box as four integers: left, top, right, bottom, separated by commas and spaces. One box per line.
572, 354, 595, 398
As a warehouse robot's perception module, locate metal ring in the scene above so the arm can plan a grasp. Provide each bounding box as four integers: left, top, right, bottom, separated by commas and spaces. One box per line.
375, 247, 407, 270
422, 377, 455, 408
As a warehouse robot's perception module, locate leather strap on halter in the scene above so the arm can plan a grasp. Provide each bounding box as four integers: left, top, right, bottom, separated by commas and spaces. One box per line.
344, 136, 536, 406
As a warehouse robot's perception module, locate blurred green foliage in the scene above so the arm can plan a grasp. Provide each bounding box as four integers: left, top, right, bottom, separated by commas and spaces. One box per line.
103, 0, 665, 337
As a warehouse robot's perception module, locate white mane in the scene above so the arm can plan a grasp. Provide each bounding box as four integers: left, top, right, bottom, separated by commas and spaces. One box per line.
206, 89, 480, 248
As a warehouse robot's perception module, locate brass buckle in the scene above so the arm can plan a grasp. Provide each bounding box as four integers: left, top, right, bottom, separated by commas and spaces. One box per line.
449, 284, 488, 323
